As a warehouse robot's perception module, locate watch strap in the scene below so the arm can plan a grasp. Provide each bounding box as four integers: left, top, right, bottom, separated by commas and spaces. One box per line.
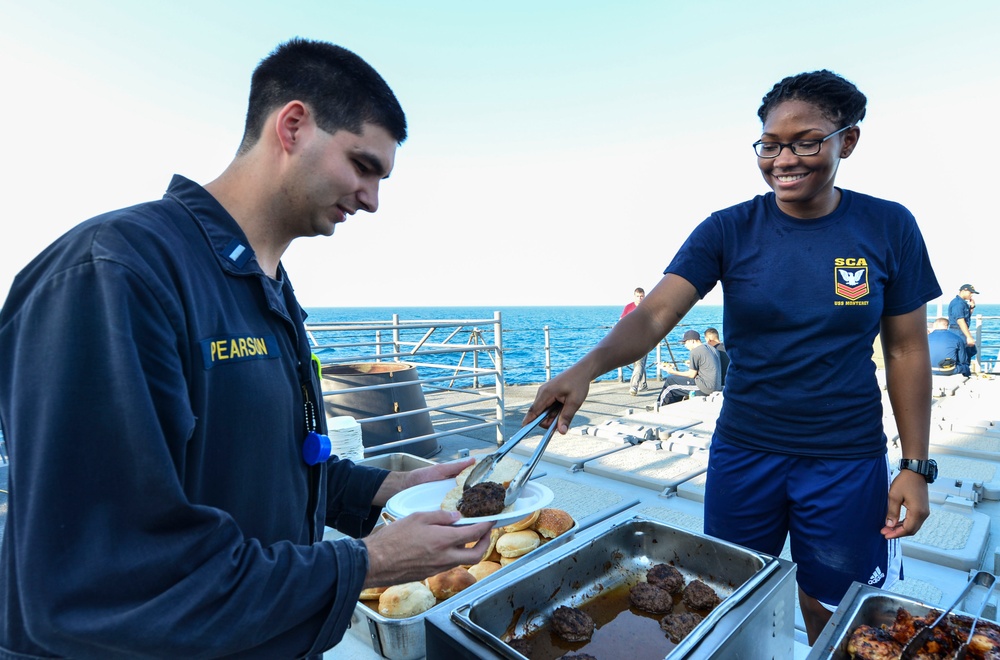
899, 458, 937, 483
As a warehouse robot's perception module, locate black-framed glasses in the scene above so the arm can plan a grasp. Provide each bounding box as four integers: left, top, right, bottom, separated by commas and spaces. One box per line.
752, 125, 853, 158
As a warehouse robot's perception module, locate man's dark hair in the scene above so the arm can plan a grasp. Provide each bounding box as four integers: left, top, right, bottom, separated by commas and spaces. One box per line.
238, 38, 407, 155
705, 327, 720, 341
757, 69, 867, 129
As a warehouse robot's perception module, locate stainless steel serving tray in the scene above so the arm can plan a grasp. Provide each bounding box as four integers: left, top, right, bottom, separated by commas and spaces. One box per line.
348, 452, 581, 660
450, 513, 778, 660
807, 580, 1000, 660
356, 452, 437, 473
353, 518, 580, 659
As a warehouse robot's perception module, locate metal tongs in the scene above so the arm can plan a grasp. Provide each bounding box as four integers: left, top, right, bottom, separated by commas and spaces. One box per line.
956, 572, 999, 659
900, 570, 997, 659
463, 403, 562, 506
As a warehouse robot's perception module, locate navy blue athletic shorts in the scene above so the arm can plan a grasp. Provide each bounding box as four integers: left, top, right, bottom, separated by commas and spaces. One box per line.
703, 435, 902, 607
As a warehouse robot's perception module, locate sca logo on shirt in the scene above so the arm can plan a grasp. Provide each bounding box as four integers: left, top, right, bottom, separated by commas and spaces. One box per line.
834, 257, 869, 302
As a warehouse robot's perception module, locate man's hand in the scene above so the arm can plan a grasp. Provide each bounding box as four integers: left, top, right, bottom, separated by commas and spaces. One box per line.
406, 458, 475, 489
881, 469, 930, 539
373, 458, 475, 507
362, 511, 493, 587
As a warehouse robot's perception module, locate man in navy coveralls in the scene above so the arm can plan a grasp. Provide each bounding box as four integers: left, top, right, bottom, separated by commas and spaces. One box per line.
948, 283, 980, 373
0, 39, 492, 658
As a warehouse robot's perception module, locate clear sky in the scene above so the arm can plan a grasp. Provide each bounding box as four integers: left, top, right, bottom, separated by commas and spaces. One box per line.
2, 0, 997, 308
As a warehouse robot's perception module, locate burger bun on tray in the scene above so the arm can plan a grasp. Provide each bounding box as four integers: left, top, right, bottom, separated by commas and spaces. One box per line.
425, 567, 476, 600
377, 582, 436, 618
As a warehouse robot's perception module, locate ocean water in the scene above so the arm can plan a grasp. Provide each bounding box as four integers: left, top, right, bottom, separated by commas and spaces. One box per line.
306, 304, 1000, 386
306, 304, 703, 386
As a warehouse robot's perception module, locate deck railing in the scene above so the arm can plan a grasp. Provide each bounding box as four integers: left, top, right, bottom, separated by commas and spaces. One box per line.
305, 313, 505, 453
973, 315, 999, 373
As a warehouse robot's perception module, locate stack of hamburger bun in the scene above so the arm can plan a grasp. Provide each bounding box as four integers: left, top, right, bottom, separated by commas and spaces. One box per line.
487, 508, 574, 566
365, 506, 574, 618
361, 457, 575, 618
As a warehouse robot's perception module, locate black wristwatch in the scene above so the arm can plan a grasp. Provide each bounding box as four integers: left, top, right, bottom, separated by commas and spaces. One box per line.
899, 458, 938, 484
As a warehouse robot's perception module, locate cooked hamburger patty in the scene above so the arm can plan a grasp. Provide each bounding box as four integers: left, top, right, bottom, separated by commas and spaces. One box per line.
682, 579, 721, 611
647, 563, 685, 594
550, 605, 595, 642
507, 636, 533, 657
629, 581, 674, 613
660, 611, 703, 641
457, 481, 506, 517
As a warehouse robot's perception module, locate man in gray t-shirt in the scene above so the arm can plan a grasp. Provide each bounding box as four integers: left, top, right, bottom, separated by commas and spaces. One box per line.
658, 330, 722, 406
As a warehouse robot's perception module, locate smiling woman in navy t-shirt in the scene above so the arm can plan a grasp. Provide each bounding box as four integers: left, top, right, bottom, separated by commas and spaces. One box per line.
526, 69, 941, 644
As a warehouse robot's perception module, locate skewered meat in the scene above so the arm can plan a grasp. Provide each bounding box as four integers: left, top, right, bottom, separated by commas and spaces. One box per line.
847, 606, 1000, 659
961, 625, 1000, 658
846, 624, 903, 659
888, 607, 955, 655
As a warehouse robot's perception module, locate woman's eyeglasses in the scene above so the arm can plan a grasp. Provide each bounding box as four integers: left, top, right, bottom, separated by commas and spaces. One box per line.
752, 125, 853, 158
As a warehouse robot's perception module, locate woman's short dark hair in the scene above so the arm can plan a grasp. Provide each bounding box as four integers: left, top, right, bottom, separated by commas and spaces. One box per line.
757, 70, 867, 128
238, 38, 407, 154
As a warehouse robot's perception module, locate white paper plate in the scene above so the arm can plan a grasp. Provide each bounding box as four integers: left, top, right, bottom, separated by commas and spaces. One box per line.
385, 479, 554, 528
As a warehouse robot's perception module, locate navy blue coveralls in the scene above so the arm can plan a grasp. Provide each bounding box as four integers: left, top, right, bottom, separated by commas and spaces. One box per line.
0, 176, 388, 658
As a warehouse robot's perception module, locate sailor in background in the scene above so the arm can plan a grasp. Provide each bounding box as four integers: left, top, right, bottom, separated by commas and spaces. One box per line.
948, 283, 980, 373
620, 287, 649, 395
704, 326, 730, 387
929, 316, 971, 378
658, 330, 721, 405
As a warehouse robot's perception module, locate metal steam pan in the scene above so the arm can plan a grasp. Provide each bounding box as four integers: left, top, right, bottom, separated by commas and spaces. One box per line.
450, 513, 778, 659
807, 579, 1000, 659
345, 453, 577, 659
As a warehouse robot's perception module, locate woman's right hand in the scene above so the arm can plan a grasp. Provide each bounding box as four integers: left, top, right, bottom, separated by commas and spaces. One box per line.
522, 274, 701, 435
523, 362, 593, 434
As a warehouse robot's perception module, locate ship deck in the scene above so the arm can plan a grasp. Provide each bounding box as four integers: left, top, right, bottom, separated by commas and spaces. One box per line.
331, 372, 1000, 659
2, 374, 997, 658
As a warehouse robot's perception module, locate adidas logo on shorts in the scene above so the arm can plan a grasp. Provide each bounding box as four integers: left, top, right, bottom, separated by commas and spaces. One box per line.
868, 566, 885, 585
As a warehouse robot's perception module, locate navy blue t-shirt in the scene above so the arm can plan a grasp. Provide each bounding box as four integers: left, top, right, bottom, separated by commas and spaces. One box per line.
665, 190, 940, 457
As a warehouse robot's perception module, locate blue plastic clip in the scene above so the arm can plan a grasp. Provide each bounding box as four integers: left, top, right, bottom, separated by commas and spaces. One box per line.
303, 431, 333, 465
